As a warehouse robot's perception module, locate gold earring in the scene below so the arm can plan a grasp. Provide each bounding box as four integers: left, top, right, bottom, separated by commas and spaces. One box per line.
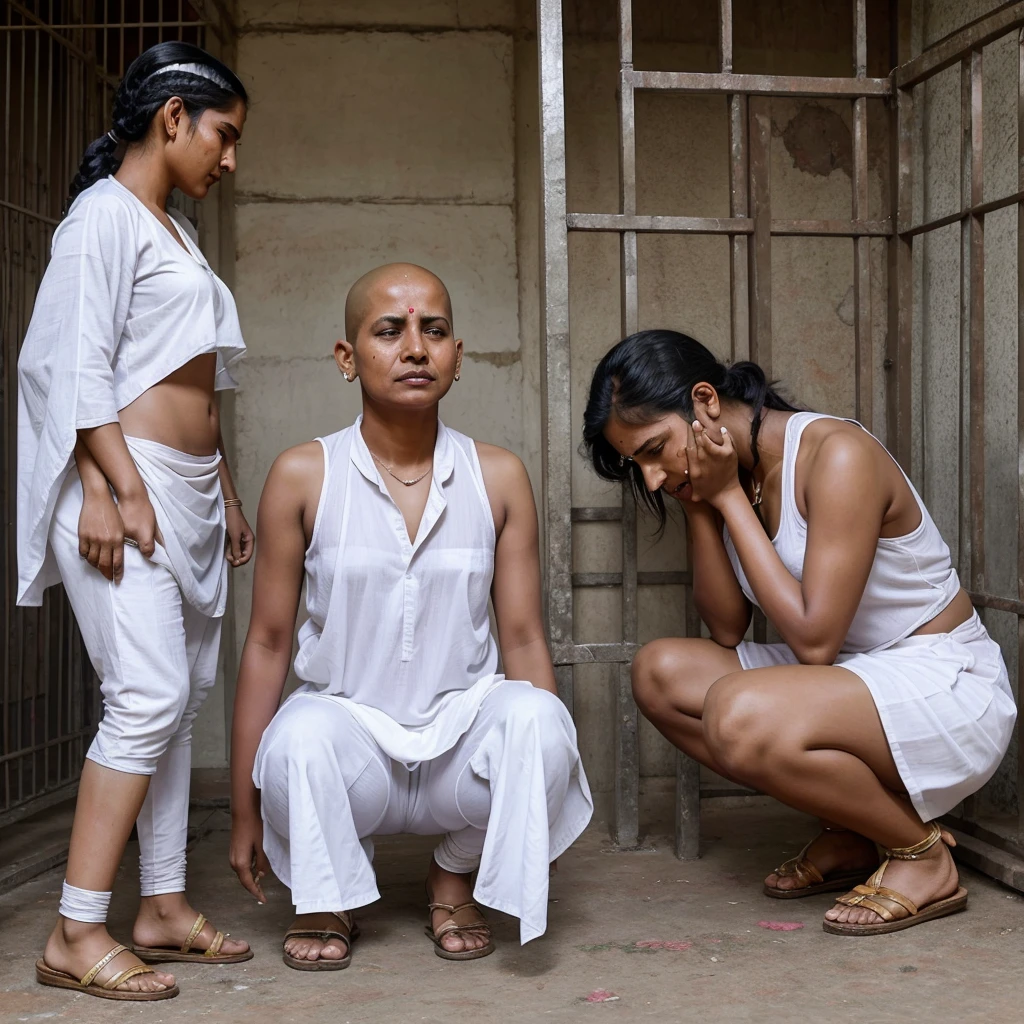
345, 373, 353, 382
455, 370, 461, 381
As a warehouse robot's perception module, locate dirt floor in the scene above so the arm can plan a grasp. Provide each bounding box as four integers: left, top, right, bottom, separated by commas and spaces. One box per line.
2, 798, 1022, 1024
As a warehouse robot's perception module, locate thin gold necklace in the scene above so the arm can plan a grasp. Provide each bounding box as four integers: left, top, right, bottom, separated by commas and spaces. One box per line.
367, 447, 432, 487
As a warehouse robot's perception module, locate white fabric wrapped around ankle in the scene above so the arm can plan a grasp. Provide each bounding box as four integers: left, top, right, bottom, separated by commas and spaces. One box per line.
59, 881, 112, 923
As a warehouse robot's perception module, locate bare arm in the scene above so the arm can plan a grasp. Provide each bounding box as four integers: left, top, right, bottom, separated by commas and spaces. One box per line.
684, 500, 752, 646
479, 445, 558, 696
229, 443, 320, 900
217, 423, 254, 567
699, 426, 884, 665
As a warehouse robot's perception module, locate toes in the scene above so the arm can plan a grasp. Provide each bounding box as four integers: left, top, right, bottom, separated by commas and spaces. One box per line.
221, 936, 249, 955
441, 934, 466, 953
319, 942, 344, 961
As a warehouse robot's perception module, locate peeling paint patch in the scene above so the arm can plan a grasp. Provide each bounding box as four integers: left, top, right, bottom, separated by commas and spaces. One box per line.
464, 348, 520, 368
778, 104, 852, 178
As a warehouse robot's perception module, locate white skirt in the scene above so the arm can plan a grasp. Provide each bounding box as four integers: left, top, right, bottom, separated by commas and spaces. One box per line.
736, 612, 1017, 821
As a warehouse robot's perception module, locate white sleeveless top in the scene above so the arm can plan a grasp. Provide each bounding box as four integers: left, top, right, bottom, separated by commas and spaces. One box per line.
724, 412, 961, 654
293, 417, 502, 756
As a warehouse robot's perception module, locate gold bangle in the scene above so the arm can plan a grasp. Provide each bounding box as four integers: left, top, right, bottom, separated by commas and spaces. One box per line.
223, 498, 243, 508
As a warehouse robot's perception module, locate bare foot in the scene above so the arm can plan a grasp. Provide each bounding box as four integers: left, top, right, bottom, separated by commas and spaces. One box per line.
43, 918, 175, 993
824, 833, 959, 927
283, 912, 354, 963
133, 893, 249, 957
426, 859, 492, 955
765, 829, 878, 892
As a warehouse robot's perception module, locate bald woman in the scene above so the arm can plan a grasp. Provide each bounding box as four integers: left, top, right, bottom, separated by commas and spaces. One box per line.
228, 264, 592, 966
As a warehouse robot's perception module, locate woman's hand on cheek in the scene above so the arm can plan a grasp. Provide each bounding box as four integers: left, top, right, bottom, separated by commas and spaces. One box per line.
687, 420, 743, 510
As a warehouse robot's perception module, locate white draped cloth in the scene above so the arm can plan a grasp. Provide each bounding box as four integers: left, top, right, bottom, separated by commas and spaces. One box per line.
17, 175, 244, 607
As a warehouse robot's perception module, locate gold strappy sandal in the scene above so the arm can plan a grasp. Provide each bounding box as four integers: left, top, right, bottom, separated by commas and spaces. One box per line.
133, 912, 253, 964
36, 943, 179, 1001
425, 900, 495, 961
282, 911, 359, 971
823, 822, 968, 936
764, 827, 879, 899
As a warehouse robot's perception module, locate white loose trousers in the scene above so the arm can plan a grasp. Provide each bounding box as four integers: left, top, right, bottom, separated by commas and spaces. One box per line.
255, 680, 593, 945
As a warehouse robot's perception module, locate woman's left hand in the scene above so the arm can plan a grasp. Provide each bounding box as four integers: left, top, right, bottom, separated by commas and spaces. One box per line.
226, 506, 255, 567
687, 420, 744, 509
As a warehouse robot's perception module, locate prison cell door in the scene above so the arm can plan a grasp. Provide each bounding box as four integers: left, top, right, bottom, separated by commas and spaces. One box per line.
539, 0, 1023, 890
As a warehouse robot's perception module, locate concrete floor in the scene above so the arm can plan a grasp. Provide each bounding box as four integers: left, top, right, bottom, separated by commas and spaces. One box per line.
2, 798, 1022, 1024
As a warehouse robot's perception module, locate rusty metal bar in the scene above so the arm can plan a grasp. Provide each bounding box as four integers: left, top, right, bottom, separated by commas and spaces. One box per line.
729, 92, 749, 361
771, 218, 890, 236
568, 212, 752, 234
901, 187, 1024, 237
615, 0, 640, 851
537, 0, 573, 714
887, 80, 914, 470
1018, 26, 1024, 842
852, 0, 871, 426
958, 51, 986, 592
969, 592, 1024, 616
571, 506, 622, 522
747, 98, 772, 380
573, 572, 692, 588
675, 555, 704, 860
567, 212, 890, 237
748, 95, 772, 645
719, 0, 733, 74
626, 70, 889, 98
895, 1, 1024, 88
552, 643, 641, 666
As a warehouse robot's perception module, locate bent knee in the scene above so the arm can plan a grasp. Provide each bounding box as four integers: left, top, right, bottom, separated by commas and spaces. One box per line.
702, 675, 779, 778
631, 638, 728, 719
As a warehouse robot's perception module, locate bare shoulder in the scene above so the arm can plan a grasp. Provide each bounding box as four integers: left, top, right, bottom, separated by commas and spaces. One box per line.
263, 441, 325, 509
474, 442, 536, 535
801, 418, 879, 477
475, 441, 529, 484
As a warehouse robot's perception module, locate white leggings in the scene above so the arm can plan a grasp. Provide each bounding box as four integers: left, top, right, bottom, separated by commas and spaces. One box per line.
256, 682, 592, 941
51, 470, 220, 898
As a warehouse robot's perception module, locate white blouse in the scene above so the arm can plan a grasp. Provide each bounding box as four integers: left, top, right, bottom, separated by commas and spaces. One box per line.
17, 175, 246, 606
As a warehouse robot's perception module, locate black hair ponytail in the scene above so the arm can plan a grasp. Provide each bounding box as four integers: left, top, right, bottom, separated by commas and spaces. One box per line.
581, 330, 801, 528
66, 41, 247, 213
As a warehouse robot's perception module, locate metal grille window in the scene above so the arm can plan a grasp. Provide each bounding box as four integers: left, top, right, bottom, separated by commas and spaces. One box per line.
0, 0, 220, 827
538, 0, 1023, 887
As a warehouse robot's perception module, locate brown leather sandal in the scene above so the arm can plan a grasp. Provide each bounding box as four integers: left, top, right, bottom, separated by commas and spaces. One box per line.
823, 823, 968, 936
36, 943, 179, 1001
764, 828, 879, 900
133, 912, 253, 964
425, 900, 495, 961
282, 911, 359, 971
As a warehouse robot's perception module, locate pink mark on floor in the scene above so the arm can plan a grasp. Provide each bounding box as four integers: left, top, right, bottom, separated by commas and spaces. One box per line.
585, 990, 620, 1003
758, 920, 805, 931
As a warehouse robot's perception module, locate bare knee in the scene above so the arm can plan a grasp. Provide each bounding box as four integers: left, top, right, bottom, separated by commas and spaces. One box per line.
702, 675, 779, 782
631, 638, 731, 720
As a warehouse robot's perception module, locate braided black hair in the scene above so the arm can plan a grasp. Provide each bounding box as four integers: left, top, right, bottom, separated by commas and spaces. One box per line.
66, 41, 247, 213
582, 330, 801, 528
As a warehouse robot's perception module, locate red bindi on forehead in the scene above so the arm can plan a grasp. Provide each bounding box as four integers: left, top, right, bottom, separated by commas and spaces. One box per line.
409, 307, 415, 314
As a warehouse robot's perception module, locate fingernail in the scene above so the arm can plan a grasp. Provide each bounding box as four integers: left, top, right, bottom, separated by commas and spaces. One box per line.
721, 427, 727, 434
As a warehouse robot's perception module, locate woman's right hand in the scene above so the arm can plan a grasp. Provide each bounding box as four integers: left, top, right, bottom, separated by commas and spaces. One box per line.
229, 812, 270, 903
117, 490, 162, 559
78, 487, 127, 582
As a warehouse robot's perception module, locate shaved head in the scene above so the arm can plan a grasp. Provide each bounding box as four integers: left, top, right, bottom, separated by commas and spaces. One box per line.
344, 263, 453, 342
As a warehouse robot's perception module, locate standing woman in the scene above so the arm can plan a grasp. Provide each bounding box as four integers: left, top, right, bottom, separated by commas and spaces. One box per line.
18, 42, 254, 1000
582, 330, 1016, 936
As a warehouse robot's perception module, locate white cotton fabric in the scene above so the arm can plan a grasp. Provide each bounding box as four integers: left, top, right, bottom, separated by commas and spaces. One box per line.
726, 412, 1016, 820
59, 882, 113, 924
257, 682, 592, 944
17, 175, 245, 607
125, 436, 228, 618
258, 418, 593, 942
724, 412, 961, 654
49, 460, 222, 895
